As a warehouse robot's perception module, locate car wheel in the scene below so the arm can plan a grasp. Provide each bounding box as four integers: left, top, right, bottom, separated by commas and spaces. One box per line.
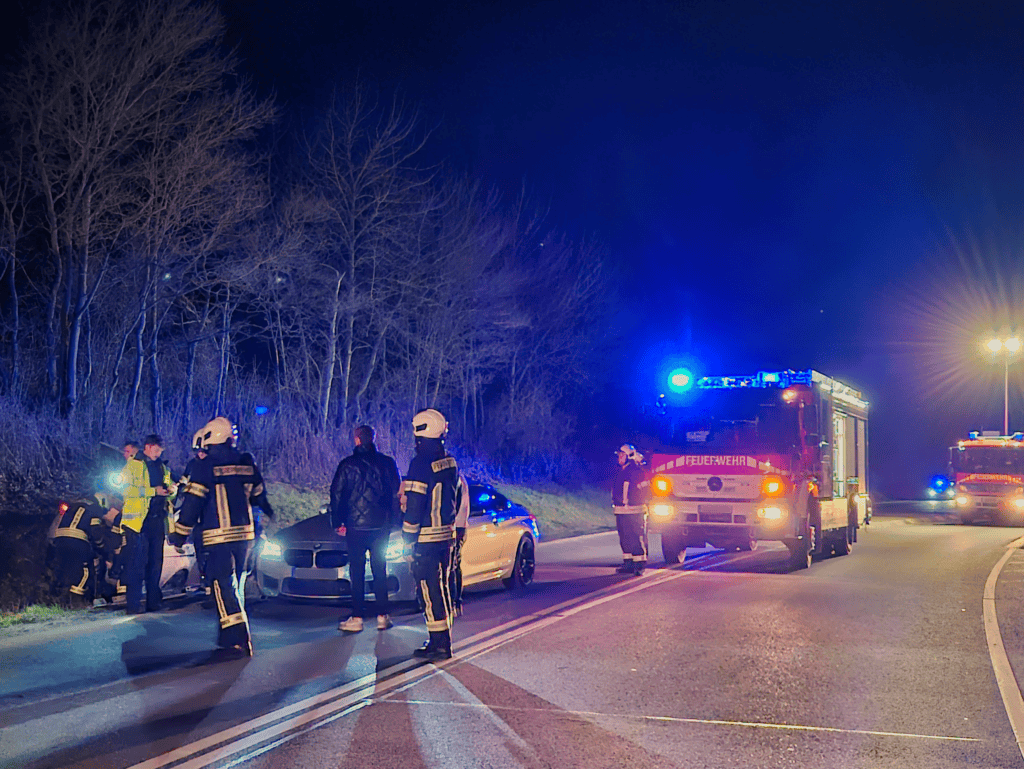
503, 537, 535, 590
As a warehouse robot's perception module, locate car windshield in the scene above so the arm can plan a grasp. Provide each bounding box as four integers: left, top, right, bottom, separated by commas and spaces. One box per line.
469, 484, 504, 514
952, 446, 1024, 474
653, 389, 800, 453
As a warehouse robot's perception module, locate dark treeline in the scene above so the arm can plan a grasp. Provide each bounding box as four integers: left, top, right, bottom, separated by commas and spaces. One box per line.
0, 0, 617, 495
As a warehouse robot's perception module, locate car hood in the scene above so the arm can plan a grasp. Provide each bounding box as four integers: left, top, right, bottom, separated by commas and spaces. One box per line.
272, 514, 341, 546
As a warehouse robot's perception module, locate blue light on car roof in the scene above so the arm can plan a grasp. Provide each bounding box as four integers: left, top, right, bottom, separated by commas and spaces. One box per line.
477, 493, 491, 503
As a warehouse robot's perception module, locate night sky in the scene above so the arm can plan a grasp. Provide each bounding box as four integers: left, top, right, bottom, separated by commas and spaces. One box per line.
217, 0, 1024, 497
6, 0, 1018, 496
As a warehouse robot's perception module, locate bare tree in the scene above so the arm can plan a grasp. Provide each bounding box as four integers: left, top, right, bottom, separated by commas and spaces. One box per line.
1, 0, 272, 414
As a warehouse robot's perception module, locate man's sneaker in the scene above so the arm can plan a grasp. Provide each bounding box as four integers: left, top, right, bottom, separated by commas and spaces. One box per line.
339, 616, 364, 633
377, 614, 393, 631
412, 642, 452, 661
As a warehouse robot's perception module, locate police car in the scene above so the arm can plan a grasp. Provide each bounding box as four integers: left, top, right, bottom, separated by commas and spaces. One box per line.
255, 482, 539, 602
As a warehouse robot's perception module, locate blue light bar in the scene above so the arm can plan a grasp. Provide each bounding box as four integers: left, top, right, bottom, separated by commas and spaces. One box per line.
697, 370, 813, 390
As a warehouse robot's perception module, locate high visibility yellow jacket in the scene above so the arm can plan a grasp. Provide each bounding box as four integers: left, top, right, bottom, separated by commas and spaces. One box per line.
119, 456, 155, 533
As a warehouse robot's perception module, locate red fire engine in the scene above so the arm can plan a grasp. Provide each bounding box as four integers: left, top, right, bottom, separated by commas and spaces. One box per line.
645, 369, 870, 570
951, 432, 1024, 525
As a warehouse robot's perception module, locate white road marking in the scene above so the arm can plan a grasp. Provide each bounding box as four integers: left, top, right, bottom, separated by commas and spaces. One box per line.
983, 536, 1024, 761
397, 700, 982, 743
126, 568, 689, 769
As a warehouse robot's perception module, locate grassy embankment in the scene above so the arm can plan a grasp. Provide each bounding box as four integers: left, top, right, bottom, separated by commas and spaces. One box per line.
265, 480, 614, 540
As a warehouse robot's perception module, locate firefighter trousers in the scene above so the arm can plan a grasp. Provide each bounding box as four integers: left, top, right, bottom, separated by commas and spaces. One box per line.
207, 541, 251, 649
413, 542, 453, 639
54, 538, 94, 606
615, 511, 648, 565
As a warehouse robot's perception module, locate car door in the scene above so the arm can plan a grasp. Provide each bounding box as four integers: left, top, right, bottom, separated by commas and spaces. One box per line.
460, 487, 510, 583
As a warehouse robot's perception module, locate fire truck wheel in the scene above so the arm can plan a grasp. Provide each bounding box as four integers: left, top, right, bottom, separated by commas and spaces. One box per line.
786, 534, 812, 570
834, 526, 853, 556
661, 532, 684, 564
736, 538, 756, 552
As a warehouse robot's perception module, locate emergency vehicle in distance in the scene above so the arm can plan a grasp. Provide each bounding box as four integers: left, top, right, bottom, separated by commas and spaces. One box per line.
950, 431, 1024, 525
645, 369, 871, 570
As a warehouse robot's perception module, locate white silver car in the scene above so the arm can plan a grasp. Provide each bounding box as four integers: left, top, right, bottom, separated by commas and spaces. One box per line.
255, 483, 539, 602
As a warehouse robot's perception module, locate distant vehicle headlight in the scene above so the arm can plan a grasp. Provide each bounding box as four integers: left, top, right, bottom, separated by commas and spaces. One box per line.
926, 488, 937, 497
385, 537, 409, 562
261, 539, 283, 560
651, 504, 673, 518
1013, 497, 1024, 511
956, 495, 970, 507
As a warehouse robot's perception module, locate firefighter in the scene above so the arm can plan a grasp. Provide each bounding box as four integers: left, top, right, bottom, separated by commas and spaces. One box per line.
612, 443, 649, 575
52, 495, 112, 607
118, 440, 169, 613
402, 408, 458, 660
169, 417, 273, 657
448, 473, 470, 617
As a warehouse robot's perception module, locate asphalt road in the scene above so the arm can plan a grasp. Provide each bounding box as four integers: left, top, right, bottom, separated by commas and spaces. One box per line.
4, 503, 1024, 768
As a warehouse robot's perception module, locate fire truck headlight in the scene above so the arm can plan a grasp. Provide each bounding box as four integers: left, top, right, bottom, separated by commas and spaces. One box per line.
1013, 498, 1024, 511
757, 505, 787, 522
651, 504, 674, 518
956, 495, 970, 507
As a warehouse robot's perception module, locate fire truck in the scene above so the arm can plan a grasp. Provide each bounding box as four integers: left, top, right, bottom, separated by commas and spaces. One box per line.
950, 432, 1024, 525
645, 370, 871, 570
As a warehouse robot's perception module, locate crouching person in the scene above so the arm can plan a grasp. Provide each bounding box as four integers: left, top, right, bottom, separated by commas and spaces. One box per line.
53, 494, 113, 607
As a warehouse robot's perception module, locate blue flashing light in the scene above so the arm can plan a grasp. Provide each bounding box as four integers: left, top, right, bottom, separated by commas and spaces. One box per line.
254, 405, 269, 416
969, 431, 980, 439
697, 369, 813, 390
1013, 433, 1024, 442
667, 367, 694, 393
929, 475, 950, 491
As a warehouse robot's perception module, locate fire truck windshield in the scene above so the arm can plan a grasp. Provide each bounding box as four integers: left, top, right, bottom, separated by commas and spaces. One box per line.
952, 446, 1024, 475
655, 389, 799, 453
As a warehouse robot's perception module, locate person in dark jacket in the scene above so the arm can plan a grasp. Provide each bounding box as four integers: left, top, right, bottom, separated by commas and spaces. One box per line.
402, 409, 459, 660
331, 425, 402, 633
612, 444, 650, 575
169, 417, 273, 657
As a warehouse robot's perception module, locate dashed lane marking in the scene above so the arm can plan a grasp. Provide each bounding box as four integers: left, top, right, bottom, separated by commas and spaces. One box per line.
396, 700, 982, 743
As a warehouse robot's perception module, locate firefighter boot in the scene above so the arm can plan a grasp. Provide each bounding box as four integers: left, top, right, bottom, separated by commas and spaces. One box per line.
413, 631, 452, 661
615, 560, 632, 574
633, 560, 645, 577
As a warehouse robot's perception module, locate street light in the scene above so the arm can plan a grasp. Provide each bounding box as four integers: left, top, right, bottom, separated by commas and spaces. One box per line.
984, 336, 1021, 434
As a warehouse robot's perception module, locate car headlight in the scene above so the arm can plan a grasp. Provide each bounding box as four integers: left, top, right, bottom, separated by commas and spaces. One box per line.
756, 505, 787, 522
385, 537, 409, 561
261, 539, 283, 560
651, 504, 674, 518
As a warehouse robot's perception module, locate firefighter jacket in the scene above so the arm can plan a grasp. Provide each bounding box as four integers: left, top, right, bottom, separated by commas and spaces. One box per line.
119, 454, 156, 533
402, 439, 458, 545
54, 499, 108, 551
173, 443, 273, 547
612, 460, 649, 514
330, 443, 402, 531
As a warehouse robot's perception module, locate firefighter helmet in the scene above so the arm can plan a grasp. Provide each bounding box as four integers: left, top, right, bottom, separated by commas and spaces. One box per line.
618, 443, 638, 461
197, 417, 234, 448
412, 409, 448, 439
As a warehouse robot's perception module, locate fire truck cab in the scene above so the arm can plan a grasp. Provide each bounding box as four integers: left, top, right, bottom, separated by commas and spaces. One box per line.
646, 369, 870, 570
951, 432, 1024, 525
